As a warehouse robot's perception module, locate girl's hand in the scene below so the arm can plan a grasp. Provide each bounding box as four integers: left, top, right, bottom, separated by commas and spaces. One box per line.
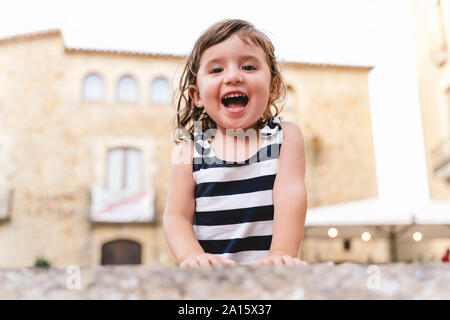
250, 251, 307, 267
180, 252, 237, 268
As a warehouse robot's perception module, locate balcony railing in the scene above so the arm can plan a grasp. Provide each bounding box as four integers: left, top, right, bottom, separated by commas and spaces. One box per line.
432, 135, 450, 180
90, 187, 155, 223
0, 190, 13, 220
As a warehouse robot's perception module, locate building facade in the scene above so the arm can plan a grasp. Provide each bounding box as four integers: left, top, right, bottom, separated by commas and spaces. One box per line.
413, 0, 450, 199
0, 29, 377, 267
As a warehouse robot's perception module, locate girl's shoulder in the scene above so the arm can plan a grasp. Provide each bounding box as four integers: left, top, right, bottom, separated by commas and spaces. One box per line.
278, 119, 305, 155
279, 119, 304, 142
275, 119, 306, 181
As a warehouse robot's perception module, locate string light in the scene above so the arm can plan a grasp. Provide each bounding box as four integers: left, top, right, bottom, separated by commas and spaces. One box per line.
328, 227, 338, 238
361, 231, 371, 242
413, 232, 423, 242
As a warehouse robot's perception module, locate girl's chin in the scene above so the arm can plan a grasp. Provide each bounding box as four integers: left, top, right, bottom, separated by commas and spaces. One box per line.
217, 119, 258, 132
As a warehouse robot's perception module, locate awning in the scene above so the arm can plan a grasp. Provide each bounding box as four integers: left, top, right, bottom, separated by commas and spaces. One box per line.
414, 200, 450, 224
305, 197, 414, 226
304, 198, 450, 239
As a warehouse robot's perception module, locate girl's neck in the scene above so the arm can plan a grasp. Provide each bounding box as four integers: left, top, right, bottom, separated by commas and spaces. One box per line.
215, 122, 261, 139
209, 125, 263, 163
213, 125, 260, 144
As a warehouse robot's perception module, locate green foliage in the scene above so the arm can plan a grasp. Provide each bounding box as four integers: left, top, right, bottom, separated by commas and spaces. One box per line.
34, 257, 51, 269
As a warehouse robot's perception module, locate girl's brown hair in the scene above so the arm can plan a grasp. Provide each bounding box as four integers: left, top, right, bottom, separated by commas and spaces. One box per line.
174, 19, 286, 143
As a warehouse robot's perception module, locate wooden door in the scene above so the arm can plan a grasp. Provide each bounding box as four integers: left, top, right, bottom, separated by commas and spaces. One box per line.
101, 239, 142, 265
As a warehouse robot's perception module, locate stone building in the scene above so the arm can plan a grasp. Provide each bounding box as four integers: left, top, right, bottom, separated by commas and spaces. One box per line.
413, 0, 450, 199
300, 1, 450, 264
0, 28, 378, 268
389, 0, 450, 264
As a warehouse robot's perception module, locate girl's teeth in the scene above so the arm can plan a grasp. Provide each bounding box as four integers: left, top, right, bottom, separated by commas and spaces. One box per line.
224, 94, 245, 99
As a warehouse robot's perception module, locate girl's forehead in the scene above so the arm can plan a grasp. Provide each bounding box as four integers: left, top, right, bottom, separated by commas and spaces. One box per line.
199, 34, 267, 66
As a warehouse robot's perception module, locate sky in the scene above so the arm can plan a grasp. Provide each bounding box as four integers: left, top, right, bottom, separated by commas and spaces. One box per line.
0, 0, 431, 209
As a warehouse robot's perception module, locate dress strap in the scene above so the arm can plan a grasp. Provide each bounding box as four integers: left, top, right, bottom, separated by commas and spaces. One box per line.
193, 132, 213, 158
259, 116, 283, 147
193, 116, 283, 159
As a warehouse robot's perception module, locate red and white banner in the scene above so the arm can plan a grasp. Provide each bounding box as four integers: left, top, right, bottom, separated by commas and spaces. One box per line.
90, 188, 154, 222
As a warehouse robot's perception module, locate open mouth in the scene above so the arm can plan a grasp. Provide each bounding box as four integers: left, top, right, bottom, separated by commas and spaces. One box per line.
221, 93, 249, 109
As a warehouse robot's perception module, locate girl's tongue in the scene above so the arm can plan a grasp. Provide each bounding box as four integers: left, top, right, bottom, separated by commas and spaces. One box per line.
226, 100, 246, 108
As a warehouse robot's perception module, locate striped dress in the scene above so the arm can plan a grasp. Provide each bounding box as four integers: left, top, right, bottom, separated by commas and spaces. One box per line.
192, 116, 283, 265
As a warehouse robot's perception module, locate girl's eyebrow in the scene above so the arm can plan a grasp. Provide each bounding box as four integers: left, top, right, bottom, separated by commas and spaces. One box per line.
203, 54, 262, 67
240, 54, 262, 62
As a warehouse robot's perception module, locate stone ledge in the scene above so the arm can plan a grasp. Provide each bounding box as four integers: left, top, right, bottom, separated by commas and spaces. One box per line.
0, 263, 449, 299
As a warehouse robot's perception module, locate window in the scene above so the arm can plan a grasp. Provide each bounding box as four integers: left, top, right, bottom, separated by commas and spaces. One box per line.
150, 77, 171, 104
107, 147, 142, 192
343, 239, 351, 251
286, 85, 296, 110
117, 75, 139, 103
82, 73, 105, 101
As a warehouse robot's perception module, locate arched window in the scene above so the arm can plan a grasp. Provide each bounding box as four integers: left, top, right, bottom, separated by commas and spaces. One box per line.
150, 77, 171, 104
101, 239, 142, 265
82, 73, 105, 101
117, 75, 139, 103
286, 85, 296, 110
107, 147, 142, 192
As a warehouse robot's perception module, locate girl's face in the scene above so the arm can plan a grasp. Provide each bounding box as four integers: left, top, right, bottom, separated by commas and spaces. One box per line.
189, 34, 272, 133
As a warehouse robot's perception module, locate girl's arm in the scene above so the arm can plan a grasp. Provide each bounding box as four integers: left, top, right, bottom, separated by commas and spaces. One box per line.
251, 120, 308, 266
163, 141, 236, 268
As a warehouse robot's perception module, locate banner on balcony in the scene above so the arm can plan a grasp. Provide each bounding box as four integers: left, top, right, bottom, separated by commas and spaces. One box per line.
91, 188, 155, 223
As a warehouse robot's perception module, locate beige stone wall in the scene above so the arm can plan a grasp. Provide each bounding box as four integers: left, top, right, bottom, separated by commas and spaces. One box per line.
0, 34, 182, 267
282, 65, 377, 207
412, 0, 450, 200
281, 64, 380, 265
0, 31, 377, 268
0, 35, 94, 268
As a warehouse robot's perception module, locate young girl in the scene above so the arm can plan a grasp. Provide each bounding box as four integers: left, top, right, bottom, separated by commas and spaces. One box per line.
163, 19, 307, 267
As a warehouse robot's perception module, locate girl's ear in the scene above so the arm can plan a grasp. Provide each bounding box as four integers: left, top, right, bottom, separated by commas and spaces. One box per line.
188, 85, 203, 108
269, 76, 281, 104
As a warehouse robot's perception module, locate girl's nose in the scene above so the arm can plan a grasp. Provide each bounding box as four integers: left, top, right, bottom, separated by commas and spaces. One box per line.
224, 68, 243, 84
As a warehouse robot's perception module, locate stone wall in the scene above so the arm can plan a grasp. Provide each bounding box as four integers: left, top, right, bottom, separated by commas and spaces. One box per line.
1, 263, 449, 299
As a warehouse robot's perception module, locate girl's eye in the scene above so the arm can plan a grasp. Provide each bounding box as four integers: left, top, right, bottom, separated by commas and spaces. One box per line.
211, 67, 223, 74
243, 65, 256, 71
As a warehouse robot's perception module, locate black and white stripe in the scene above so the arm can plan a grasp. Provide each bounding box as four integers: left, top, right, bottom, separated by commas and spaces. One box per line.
192, 116, 283, 265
